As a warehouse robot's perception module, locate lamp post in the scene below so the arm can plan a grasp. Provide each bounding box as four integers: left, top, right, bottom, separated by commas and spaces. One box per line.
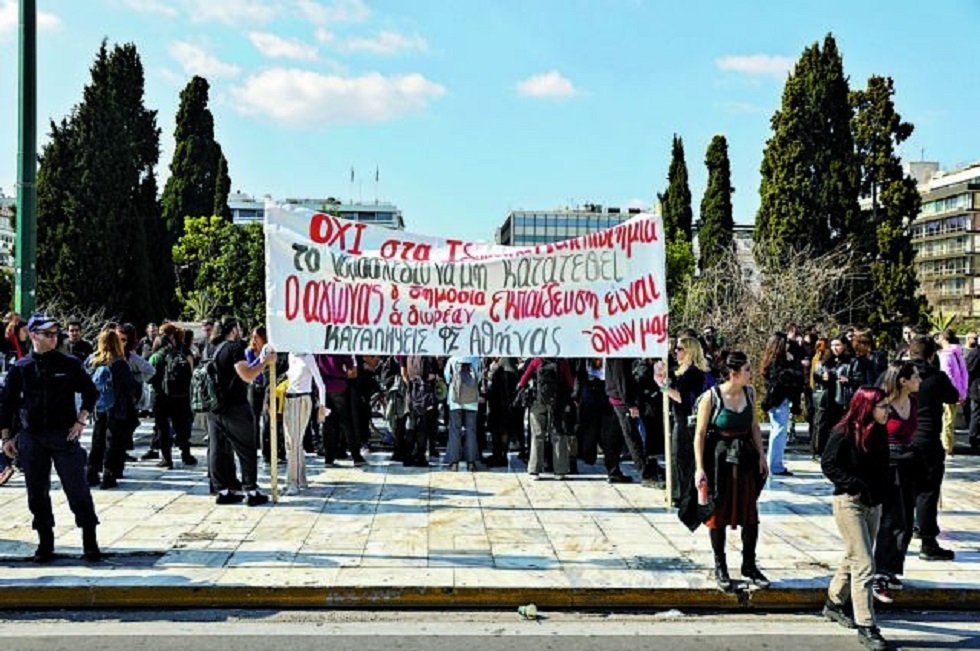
14, 0, 37, 316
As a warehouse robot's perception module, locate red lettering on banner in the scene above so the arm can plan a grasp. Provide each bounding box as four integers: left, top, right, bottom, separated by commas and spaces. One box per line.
639, 313, 669, 350
603, 273, 662, 316
406, 306, 475, 326
583, 321, 638, 355
300, 279, 385, 326
309, 213, 367, 254
284, 274, 300, 320
489, 284, 600, 322
409, 285, 486, 310
380, 239, 432, 262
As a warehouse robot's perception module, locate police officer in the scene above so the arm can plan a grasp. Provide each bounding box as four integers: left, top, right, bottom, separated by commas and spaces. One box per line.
0, 313, 102, 562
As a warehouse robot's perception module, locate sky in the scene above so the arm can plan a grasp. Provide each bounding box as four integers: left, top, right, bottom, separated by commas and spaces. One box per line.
1, 0, 979, 242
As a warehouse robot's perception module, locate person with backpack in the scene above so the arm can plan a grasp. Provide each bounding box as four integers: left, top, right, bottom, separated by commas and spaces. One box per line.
402, 356, 440, 467
518, 357, 574, 479
686, 350, 770, 592
85, 329, 142, 489
937, 329, 967, 456
378, 356, 409, 462
760, 332, 805, 478
206, 318, 276, 507
442, 356, 484, 471
0, 314, 103, 562
150, 323, 197, 470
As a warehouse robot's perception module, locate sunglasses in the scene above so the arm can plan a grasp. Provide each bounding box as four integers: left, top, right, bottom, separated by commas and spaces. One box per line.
675, 346, 686, 352
38, 330, 59, 338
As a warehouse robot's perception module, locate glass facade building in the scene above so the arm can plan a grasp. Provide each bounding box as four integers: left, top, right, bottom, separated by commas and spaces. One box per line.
495, 206, 643, 246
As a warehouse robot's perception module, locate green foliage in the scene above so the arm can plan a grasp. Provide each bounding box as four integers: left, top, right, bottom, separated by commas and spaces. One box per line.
213, 150, 232, 220
697, 135, 735, 273
0, 267, 12, 314
851, 75, 928, 333
755, 34, 861, 266
660, 134, 694, 240
35, 40, 163, 326
659, 134, 695, 308
173, 217, 264, 328
926, 307, 956, 334
160, 76, 233, 313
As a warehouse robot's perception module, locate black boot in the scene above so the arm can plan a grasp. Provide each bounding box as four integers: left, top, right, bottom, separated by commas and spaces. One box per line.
86, 467, 101, 487
714, 555, 732, 591
180, 447, 198, 466
100, 470, 118, 490
741, 557, 771, 588
157, 447, 174, 469
82, 526, 102, 562
34, 528, 54, 563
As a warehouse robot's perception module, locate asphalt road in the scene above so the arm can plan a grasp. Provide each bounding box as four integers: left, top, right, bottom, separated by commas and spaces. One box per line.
0, 610, 976, 651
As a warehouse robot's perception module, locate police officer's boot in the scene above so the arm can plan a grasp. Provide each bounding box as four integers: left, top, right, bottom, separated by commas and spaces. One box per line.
82, 526, 102, 562
180, 446, 198, 467
33, 528, 54, 563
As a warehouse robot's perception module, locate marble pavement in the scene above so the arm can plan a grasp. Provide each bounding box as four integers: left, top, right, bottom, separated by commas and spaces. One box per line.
0, 422, 977, 609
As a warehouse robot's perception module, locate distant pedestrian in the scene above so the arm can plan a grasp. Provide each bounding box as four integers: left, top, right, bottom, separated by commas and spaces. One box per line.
0, 313, 102, 562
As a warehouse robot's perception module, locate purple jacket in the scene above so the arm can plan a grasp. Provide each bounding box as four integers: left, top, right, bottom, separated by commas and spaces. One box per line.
316, 354, 354, 394
939, 344, 968, 402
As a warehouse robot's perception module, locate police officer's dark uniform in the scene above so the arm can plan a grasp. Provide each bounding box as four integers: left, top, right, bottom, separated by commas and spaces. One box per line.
0, 314, 102, 562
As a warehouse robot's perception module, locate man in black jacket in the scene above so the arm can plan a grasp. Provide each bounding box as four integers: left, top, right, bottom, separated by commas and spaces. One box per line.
966, 337, 980, 452
909, 336, 959, 561
0, 313, 101, 562
604, 358, 649, 484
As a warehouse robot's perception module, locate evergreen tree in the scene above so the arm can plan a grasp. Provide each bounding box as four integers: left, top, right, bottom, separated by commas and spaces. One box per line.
755, 34, 860, 264
162, 76, 229, 234
662, 134, 694, 240
659, 134, 696, 305
36, 41, 161, 324
851, 75, 927, 331
160, 75, 232, 312
213, 149, 232, 220
697, 135, 735, 273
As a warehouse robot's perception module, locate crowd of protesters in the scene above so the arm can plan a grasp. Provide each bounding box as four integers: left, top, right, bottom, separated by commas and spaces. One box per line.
1, 310, 976, 650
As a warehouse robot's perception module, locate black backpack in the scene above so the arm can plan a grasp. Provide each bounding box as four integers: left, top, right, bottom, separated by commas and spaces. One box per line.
408, 377, 437, 415
161, 347, 192, 398
535, 358, 561, 408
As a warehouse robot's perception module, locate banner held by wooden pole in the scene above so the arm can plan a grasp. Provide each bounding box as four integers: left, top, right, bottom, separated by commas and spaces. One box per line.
663, 372, 672, 509
269, 359, 279, 503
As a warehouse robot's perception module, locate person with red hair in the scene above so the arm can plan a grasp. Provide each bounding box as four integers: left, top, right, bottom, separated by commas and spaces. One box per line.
820, 385, 892, 651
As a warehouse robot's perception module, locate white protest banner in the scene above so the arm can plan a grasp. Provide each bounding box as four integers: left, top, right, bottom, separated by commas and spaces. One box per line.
265, 202, 668, 357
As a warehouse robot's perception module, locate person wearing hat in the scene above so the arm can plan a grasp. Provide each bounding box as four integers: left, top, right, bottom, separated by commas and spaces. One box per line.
0, 313, 102, 562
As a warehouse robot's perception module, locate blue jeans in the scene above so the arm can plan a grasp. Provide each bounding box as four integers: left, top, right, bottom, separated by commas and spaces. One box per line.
445, 409, 479, 464
767, 399, 791, 474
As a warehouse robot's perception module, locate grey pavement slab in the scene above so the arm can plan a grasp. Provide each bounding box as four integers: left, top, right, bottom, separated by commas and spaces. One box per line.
0, 422, 977, 605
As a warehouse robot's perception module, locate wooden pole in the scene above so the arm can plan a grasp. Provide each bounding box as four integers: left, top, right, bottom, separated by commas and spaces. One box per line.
269, 360, 279, 503
663, 377, 672, 509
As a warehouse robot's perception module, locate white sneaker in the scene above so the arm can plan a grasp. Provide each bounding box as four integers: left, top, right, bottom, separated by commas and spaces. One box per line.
283, 485, 301, 496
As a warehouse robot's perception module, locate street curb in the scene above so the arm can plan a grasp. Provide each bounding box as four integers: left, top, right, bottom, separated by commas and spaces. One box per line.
0, 586, 977, 610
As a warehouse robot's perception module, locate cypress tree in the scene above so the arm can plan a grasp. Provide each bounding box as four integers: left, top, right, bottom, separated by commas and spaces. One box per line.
36, 41, 161, 324
213, 149, 232, 220
755, 34, 860, 264
659, 134, 695, 304
697, 135, 735, 273
851, 75, 927, 331
161, 76, 229, 234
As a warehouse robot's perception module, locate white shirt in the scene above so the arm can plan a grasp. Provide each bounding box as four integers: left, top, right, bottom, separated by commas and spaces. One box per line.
286, 353, 326, 405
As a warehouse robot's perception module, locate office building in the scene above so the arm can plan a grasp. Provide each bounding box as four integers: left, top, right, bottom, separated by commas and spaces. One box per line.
909, 161, 980, 316
228, 191, 405, 230
494, 204, 644, 246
